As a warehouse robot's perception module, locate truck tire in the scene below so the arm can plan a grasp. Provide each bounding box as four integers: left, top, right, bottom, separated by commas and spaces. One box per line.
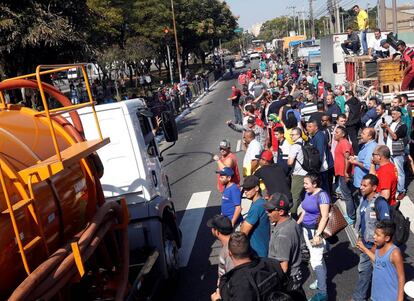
162, 209, 180, 279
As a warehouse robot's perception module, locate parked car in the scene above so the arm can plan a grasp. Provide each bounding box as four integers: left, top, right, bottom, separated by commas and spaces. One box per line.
234, 60, 246, 69
249, 52, 260, 60
242, 55, 250, 63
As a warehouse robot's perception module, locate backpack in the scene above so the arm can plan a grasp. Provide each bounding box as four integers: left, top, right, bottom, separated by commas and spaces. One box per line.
374, 199, 410, 246
246, 258, 289, 301
295, 142, 321, 173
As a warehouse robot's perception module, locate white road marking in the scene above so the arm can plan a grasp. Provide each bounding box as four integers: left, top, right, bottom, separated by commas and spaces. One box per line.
400, 197, 414, 233
236, 139, 242, 152
178, 191, 211, 267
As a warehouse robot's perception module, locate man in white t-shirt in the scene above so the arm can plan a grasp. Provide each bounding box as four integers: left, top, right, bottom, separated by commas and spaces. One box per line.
287, 127, 307, 217
242, 130, 263, 176
369, 29, 388, 60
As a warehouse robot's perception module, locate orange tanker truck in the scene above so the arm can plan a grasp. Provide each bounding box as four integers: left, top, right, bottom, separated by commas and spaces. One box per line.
0, 64, 181, 300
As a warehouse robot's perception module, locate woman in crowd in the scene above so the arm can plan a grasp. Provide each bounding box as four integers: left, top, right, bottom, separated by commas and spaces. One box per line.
297, 173, 330, 301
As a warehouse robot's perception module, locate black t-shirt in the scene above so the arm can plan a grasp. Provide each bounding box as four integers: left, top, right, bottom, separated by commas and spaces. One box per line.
309, 111, 324, 129
254, 164, 292, 200
268, 98, 288, 116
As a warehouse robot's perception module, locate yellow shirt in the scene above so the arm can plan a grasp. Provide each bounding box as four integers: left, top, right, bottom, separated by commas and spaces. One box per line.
357, 10, 368, 30
284, 127, 309, 145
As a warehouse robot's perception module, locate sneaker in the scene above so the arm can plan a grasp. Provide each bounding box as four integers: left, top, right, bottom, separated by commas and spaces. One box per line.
397, 192, 406, 201
309, 280, 318, 290
308, 292, 328, 301
344, 215, 355, 225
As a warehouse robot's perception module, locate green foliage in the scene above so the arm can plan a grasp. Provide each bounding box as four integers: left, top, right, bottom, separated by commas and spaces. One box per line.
0, 0, 237, 77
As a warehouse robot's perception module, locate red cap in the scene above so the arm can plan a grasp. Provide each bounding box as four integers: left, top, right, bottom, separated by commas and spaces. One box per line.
256, 150, 273, 162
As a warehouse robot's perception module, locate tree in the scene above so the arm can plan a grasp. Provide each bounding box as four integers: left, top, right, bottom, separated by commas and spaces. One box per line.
0, 1, 92, 77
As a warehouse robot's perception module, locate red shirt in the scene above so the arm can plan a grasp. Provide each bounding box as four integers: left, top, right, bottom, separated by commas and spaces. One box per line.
317, 82, 325, 97
238, 74, 247, 86
217, 153, 241, 192
334, 138, 353, 176
376, 162, 398, 206
246, 70, 253, 79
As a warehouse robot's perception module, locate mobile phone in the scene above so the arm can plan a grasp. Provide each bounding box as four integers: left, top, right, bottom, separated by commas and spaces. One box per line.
382, 117, 385, 123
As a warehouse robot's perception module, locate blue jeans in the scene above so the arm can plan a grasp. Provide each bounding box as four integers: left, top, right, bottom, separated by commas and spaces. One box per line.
392, 155, 405, 193
360, 30, 368, 55
352, 252, 373, 301
339, 176, 356, 220
233, 106, 243, 125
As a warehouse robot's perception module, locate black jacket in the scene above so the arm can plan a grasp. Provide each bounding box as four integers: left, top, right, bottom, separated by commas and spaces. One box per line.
345, 97, 362, 127
219, 258, 286, 301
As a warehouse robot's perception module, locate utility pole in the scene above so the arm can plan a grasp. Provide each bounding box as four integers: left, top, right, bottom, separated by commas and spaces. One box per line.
379, 0, 386, 31
392, 0, 398, 34
170, 0, 182, 82
334, 0, 341, 33
287, 6, 297, 34
309, 0, 315, 39
301, 11, 307, 38
327, 0, 334, 34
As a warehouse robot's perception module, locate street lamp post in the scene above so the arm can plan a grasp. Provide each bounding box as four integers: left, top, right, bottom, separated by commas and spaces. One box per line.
171, 0, 182, 82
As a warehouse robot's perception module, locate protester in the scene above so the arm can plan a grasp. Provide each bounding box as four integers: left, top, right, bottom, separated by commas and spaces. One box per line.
374, 103, 392, 145
240, 175, 270, 257
341, 27, 361, 55
216, 167, 242, 227
227, 85, 243, 125
344, 90, 362, 154
265, 193, 304, 293
369, 145, 398, 206
213, 140, 240, 192
353, 5, 369, 55
254, 150, 292, 200
352, 174, 390, 301
397, 41, 414, 91
227, 116, 267, 149
207, 215, 234, 284
288, 127, 308, 216
307, 119, 334, 195
349, 127, 377, 191
356, 220, 405, 301
297, 173, 330, 301
333, 126, 355, 224
325, 94, 341, 124
382, 108, 407, 200
361, 97, 379, 128
211, 232, 287, 301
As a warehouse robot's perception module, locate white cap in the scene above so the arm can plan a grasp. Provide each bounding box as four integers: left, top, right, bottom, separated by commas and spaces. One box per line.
404, 281, 414, 298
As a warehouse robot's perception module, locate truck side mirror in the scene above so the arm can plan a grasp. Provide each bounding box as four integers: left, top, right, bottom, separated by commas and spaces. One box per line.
332, 63, 338, 74
161, 111, 178, 142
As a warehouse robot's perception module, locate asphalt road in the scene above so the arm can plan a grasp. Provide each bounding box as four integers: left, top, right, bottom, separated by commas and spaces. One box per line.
159, 62, 414, 301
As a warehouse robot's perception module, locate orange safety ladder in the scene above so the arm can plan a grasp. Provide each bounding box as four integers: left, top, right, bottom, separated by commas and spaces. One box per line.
0, 167, 49, 275
0, 64, 110, 274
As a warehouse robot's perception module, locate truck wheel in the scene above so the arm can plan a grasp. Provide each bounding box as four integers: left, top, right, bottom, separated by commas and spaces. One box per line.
163, 224, 180, 279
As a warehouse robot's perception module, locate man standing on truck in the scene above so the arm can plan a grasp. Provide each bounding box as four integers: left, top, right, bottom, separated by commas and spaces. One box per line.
353, 5, 369, 55
397, 41, 414, 91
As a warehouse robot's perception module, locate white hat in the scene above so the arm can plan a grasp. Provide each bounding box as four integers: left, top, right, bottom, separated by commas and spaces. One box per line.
405, 281, 414, 298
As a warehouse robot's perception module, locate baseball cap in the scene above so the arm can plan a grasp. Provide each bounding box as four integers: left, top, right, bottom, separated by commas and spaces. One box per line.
255, 150, 274, 161
241, 175, 259, 190
215, 167, 234, 177
206, 214, 233, 235
268, 113, 280, 123
247, 116, 256, 124
263, 192, 291, 211
380, 39, 388, 47
318, 76, 323, 80
219, 139, 231, 149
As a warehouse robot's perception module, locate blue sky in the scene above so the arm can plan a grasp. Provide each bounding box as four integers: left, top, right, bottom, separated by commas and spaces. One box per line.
225, 0, 406, 30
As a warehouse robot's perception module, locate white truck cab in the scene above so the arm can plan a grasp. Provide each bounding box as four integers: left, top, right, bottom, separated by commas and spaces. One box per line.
70, 98, 181, 297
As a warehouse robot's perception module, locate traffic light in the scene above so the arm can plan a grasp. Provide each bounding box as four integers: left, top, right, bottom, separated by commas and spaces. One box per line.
164, 27, 172, 44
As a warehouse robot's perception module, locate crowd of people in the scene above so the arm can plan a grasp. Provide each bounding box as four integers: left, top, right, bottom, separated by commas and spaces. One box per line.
208, 51, 413, 301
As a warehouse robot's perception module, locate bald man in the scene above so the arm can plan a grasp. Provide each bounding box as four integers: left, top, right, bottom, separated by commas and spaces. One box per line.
349, 127, 378, 189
